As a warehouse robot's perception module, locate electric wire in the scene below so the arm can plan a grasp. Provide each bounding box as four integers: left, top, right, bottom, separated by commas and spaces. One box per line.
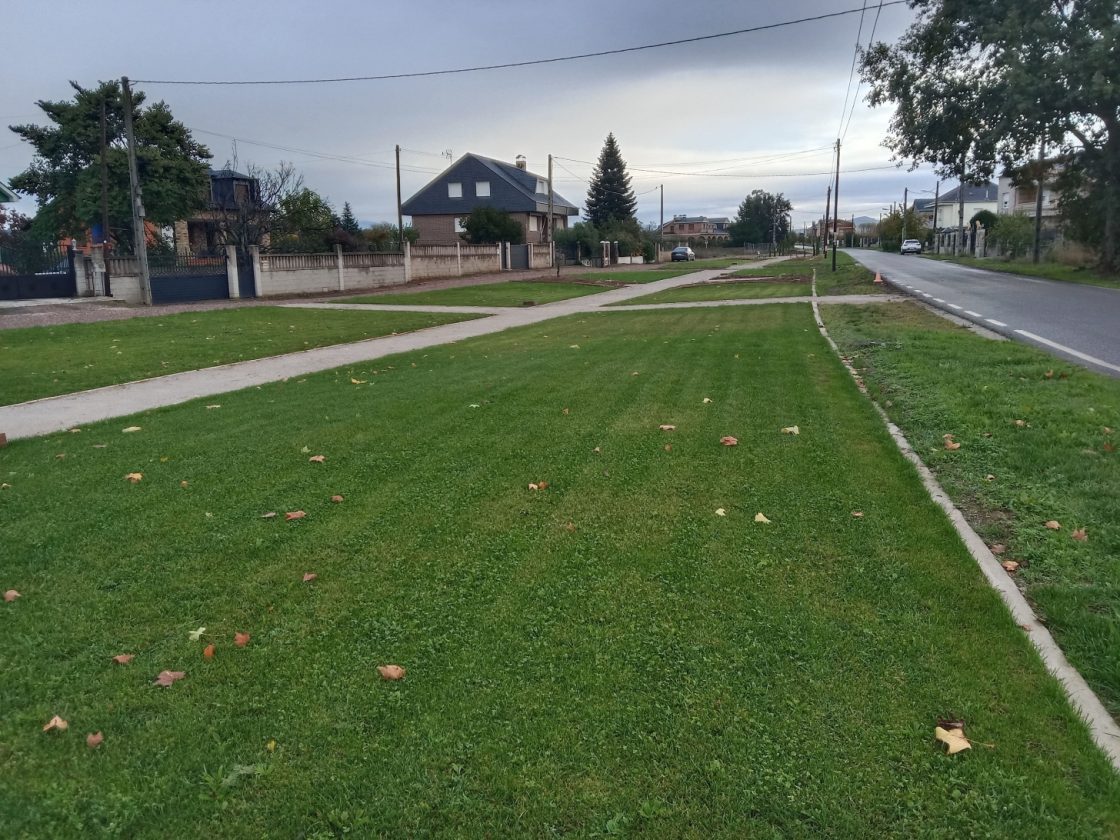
836, 0, 868, 140
840, 0, 887, 143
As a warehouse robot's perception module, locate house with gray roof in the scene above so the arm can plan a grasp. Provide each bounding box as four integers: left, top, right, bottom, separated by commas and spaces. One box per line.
912, 182, 998, 229
0, 180, 19, 203
402, 153, 579, 245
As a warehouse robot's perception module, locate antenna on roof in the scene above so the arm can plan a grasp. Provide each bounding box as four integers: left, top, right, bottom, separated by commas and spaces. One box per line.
443, 149, 452, 162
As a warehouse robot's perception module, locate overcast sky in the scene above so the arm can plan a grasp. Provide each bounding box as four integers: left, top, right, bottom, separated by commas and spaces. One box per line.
2, 0, 945, 230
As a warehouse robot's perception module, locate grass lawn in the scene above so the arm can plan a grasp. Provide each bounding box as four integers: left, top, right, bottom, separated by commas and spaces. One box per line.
823, 301, 1120, 720
725, 252, 885, 296
0, 307, 478, 407
341, 280, 613, 308
922, 253, 1120, 290
2, 306, 1119, 836
608, 280, 810, 306
568, 268, 699, 284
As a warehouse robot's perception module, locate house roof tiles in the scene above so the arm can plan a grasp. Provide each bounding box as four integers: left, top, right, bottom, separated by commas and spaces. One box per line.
402, 153, 578, 217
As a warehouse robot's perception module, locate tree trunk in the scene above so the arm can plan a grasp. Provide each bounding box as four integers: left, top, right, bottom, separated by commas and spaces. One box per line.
1102, 138, 1119, 273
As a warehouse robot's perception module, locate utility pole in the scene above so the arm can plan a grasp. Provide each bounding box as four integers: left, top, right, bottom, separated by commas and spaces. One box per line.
823, 183, 831, 258
957, 154, 966, 256
99, 95, 111, 251
395, 144, 404, 249
901, 187, 908, 243
831, 138, 840, 271
659, 184, 664, 258
121, 77, 151, 305
933, 179, 941, 254
1033, 136, 1046, 264
547, 153, 554, 246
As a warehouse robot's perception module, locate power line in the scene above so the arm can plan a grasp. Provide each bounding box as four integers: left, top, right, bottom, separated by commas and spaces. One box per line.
554, 155, 898, 179
836, 0, 868, 140
841, 0, 887, 143
132, 3, 907, 86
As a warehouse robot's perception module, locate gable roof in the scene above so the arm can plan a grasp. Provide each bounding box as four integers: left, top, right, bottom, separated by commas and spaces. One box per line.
0, 180, 19, 203
209, 168, 253, 181
402, 153, 579, 217
913, 181, 998, 210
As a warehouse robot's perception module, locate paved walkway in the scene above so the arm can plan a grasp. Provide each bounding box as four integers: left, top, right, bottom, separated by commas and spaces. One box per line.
0, 260, 898, 441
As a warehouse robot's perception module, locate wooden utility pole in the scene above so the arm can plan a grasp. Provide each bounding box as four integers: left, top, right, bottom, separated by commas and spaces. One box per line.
1033, 136, 1046, 264
659, 184, 664, 258
99, 96, 111, 250
395, 144, 404, 249
121, 77, 151, 305
547, 153, 554, 246
823, 183, 831, 257
831, 139, 840, 271
902, 187, 908, 243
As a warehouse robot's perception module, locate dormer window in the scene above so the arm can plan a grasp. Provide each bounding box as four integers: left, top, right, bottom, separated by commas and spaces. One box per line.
536, 179, 548, 194
448, 182, 462, 198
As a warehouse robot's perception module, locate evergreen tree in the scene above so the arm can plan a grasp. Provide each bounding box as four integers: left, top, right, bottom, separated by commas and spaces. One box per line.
339, 202, 361, 236
584, 133, 637, 227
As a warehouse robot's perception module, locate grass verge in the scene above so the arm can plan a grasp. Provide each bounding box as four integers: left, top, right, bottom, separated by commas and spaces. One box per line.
607, 280, 809, 305
1, 306, 1118, 835
0, 307, 478, 406
822, 301, 1120, 719
921, 254, 1120, 290
341, 280, 612, 308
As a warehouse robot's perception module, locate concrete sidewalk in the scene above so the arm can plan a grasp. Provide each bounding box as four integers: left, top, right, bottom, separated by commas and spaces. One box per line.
0, 259, 851, 441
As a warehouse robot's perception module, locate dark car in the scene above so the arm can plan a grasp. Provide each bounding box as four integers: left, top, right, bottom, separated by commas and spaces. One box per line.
670, 246, 696, 262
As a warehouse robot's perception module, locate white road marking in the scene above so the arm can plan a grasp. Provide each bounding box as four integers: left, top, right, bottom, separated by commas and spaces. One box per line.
986, 319, 1008, 327
1014, 330, 1120, 374
965, 310, 983, 318
948, 304, 963, 310
913, 289, 924, 293
934, 298, 945, 303
922, 293, 933, 298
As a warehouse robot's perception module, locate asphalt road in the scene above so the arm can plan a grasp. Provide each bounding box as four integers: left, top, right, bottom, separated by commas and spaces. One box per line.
845, 249, 1120, 377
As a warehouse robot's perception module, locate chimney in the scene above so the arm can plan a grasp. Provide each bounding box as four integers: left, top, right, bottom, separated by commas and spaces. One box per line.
515, 155, 526, 170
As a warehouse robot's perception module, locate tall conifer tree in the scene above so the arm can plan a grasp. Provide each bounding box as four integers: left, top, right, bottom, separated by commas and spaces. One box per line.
584, 133, 637, 227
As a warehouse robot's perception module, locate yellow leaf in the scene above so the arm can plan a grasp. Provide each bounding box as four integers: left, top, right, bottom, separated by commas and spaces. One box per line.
1045, 520, 1061, 530
781, 425, 800, 435
754, 512, 771, 524
350, 378, 367, 384
659, 424, 676, 431
266, 739, 277, 753
934, 726, 972, 755
122, 426, 141, 433
42, 715, 68, 733
715, 508, 726, 517
124, 472, 143, 483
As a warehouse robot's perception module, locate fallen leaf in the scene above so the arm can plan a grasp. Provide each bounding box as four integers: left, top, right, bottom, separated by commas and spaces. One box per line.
851, 511, 864, 518
593, 447, 601, 454
203, 644, 216, 659
92, 444, 107, 450
153, 670, 186, 687
68, 427, 82, 433
330, 494, 344, 503
43, 715, 68, 733
528, 483, 539, 491
4, 589, 20, 603
631, 371, 640, 376
703, 397, 713, 404
468, 404, 480, 408
935, 725, 972, 755
715, 508, 726, 517
234, 632, 250, 648
569, 344, 580, 349
378, 664, 406, 681
1045, 520, 1061, 530
261, 511, 277, 519
308, 455, 326, 463
1072, 528, 1088, 542
188, 627, 206, 641
1104, 442, 1116, 453
989, 544, 1006, 555
112, 653, 134, 665
302, 572, 318, 582
55, 453, 66, 460
285, 510, 306, 521
180, 480, 189, 489
1002, 559, 1020, 572
562, 408, 570, 415
562, 521, 576, 533
206, 404, 221, 410
664, 444, 672, 452
266, 739, 277, 753
86, 731, 103, 749
754, 512, 771, 524
122, 426, 141, 433
350, 378, 367, 384
944, 439, 961, 451
1014, 419, 1028, 428
1044, 370, 1054, 379
1104, 427, 1114, 435
985, 474, 996, 481
781, 425, 800, 435
538, 481, 549, 490
124, 472, 143, 483
720, 436, 738, 446
300, 446, 311, 454
659, 424, 676, 431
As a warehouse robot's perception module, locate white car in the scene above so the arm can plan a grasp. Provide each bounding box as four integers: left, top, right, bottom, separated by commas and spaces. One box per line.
900, 239, 923, 255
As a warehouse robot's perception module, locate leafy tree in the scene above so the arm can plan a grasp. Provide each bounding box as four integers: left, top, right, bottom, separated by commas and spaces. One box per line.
584, 133, 636, 227
553, 221, 599, 261
7, 80, 211, 250
970, 209, 998, 230
728, 190, 792, 245
878, 207, 928, 252
460, 206, 523, 244
860, 1, 1120, 271
339, 202, 361, 236
361, 222, 416, 251
270, 187, 337, 252
988, 213, 1034, 259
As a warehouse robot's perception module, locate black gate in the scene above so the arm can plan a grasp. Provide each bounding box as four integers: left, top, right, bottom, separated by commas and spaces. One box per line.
148, 250, 229, 304
236, 249, 256, 298
508, 244, 529, 270
0, 244, 77, 300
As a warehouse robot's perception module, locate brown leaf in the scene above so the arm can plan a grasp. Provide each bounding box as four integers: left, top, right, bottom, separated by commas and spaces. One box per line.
234, 632, 250, 648
1072, 528, 1088, 542
537, 481, 549, 490
984, 474, 996, 481
330, 494, 344, 503
562, 521, 576, 533
944, 439, 961, 451
180, 480, 190, 489
1045, 520, 1061, 530
302, 572, 318, 582
308, 455, 326, 463
86, 731, 104, 749
1103, 442, 1116, 454
851, 511, 864, 518
285, 510, 306, 521
153, 670, 186, 687
935, 725, 972, 755
658, 424, 676, 431
203, 644, 216, 660
124, 472, 143, 483
112, 653, 134, 665
1044, 369, 1054, 379
1013, 419, 1028, 428
562, 408, 570, 415
1001, 559, 1020, 572
663, 444, 672, 452
43, 715, 68, 733
4, 589, 20, 603
377, 664, 406, 681
989, 544, 1006, 555
720, 436, 738, 446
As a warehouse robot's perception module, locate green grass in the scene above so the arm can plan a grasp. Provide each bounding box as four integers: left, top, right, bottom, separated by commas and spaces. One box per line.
2, 306, 1118, 836
609, 280, 810, 305
823, 301, 1120, 720
341, 280, 613, 308
922, 253, 1120, 289
728, 252, 885, 296
569, 268, 699, 284
0, 307, 478, 406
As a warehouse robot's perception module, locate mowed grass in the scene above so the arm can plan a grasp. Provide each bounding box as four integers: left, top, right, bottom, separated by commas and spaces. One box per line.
823, 302, 1120, 719
0, 307, 478, 406
609, 279, 810, 305
341, 280, 612, 308
2, 307, 1119, 836
922, 253, 1120, 290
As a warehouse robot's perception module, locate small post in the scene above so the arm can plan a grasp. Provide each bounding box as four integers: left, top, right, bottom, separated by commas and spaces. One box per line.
404, 240, 413, 283
456, 240, 462, 276
226, 244, 240, 299
250, 245, 263, 297
336, 244, 345, 292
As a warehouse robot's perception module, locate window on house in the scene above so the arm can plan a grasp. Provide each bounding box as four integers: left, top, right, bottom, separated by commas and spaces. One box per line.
476, 181, 490, 197
454, 217, 466, 233
448, 182, 462, 198
234, 182, 249, 205
536, 179, 548, 194
529, 215, 539, 231
1002, 192, 1009, 208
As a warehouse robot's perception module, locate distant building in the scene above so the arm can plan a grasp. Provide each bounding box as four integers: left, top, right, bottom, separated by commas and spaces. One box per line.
997, 165, 1061, 226
912, 182, 998, 229
660, 215, 731, 240
173, 169, 264, 253
0, 181, 18, 203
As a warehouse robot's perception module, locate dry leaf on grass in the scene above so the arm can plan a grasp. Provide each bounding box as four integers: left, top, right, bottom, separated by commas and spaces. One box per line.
153, 670, 186, 687
4, 589, 20, 603
562, 521, 577, 533
943, 434, 961, 451
715, 508, 726, 517
285, 511, 306, 521
934, 725, 972, 755
985, 474, 996, 481
68, 427, 82, 433
302, 572, 318, 582
989, 544, 1006, 555
206, 404, 221, 410
1045, 520, 1061, 530
377, 664, 406, 681
1072, 528, 1088, 542
180, 480, 189, 489
42, 715, 68, 733
86, 731, 104, 749
203, 644, 216, 660
1013, 419, 1029, 428
851, 511, 864, 518
122, 426, 141, 433
528, 483, 539, 491
703, 397, 713, 404
1104, 442, 1116, 453
350, 378, 367, 384
720, 436, 738, 446
754, 512, 771, 524
1044, 369, 1054, 379
308, 455, 326, 463
330, 495, 344, 503
234, 632, 250, 648
781, 426, 800, 435
124, 472, 143, 483
663, 443, 673, 452
188, 627, 206, 641
659, 424, 676, 431
593, 447, 601, 454
112, 653, 134, 665
562, 408, 570, 415
261, 511, 277, 519
1002, 560, 1020, 572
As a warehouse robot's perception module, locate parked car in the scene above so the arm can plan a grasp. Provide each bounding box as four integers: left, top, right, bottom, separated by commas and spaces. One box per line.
670, 246, 696, 262
900, 239, 923, 255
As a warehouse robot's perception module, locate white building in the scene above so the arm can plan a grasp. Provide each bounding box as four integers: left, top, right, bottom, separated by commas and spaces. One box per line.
913, 182, 998, 229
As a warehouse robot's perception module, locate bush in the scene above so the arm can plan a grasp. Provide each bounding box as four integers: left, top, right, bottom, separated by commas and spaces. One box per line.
989, 213, 1034, 260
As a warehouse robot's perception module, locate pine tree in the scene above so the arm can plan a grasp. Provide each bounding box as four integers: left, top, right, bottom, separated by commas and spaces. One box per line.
584, 133, 637, 227
339, 202, 361, 236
